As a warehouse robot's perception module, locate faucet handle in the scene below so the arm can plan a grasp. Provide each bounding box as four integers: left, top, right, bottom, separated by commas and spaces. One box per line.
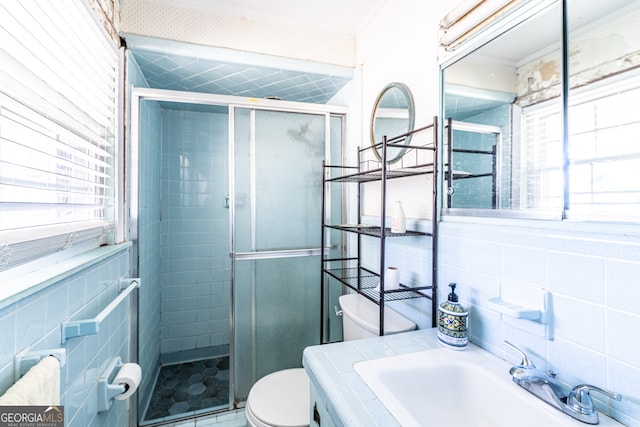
567, 384, 622, 424
568, 384, 621, 410
504, 341, 536, 368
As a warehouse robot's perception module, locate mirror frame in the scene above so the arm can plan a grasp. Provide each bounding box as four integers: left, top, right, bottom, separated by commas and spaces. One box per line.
439, 0, 564, 219
370, 82, 416, 163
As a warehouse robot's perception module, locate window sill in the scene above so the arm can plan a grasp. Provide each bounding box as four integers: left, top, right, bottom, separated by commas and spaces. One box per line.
0, 242, 132, 310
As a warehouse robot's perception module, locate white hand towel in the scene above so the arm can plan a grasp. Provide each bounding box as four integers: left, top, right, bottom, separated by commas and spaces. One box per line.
0, 356, 60, 406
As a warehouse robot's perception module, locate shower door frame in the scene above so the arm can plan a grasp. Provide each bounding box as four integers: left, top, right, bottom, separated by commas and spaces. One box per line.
129, 86, 347, 418
229, 106, 346, 403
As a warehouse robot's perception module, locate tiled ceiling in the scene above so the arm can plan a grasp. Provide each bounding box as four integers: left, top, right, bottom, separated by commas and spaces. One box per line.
444, 93, 509, 121
444, 85, 515, 120
131, 48, 353, 104
128, 0, 384, 103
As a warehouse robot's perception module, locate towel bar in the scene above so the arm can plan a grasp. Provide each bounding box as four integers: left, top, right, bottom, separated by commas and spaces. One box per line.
14, 347, 67, 380
60, 278, 140, 344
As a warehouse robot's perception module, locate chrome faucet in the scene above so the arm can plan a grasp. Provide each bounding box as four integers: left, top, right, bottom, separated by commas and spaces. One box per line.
504, 341, 621, 425
504, 341, 567, 410
565, 384, 622, 424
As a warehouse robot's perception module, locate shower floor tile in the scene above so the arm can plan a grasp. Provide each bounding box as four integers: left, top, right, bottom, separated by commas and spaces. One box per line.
144, 356, 230, 422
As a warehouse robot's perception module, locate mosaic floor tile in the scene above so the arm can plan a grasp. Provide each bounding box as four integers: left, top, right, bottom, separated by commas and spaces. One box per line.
144, 356, 230, 421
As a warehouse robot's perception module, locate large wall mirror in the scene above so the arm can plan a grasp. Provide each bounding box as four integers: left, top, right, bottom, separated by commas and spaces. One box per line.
370, 82, 415, 163
441, 0, 640, 222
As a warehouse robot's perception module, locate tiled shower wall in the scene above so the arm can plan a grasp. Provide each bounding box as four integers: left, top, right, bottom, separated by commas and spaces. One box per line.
437, 220, 640, 426
129, 52, 232, 410
0, 247, 132, 427
127, 53, 161, 409
159, 108, 230, 355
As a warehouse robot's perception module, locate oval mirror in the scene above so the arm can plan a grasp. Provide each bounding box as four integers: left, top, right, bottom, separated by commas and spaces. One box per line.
370, 82, 415, 163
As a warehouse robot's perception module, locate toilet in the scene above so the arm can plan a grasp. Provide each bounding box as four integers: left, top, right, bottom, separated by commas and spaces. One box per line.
245, 293, 416, 427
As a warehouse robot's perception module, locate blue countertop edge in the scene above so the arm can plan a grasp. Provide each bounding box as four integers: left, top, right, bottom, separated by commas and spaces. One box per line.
302, 328, 442, 427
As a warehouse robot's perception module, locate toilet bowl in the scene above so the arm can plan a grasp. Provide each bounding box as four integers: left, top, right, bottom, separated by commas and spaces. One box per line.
245, 368, 310, 427
245, 293, 416, 427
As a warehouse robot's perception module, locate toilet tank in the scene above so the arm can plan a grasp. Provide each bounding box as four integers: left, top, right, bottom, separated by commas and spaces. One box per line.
339, 293, 416, 341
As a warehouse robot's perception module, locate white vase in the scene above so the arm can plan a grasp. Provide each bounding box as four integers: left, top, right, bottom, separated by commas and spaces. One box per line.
390, 201, 406, 233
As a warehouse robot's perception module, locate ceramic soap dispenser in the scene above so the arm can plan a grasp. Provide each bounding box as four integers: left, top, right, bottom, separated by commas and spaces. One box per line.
437, 283, 469, 350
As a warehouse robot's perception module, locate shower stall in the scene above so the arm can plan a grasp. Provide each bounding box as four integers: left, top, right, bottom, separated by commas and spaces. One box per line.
130, 88, 346, 424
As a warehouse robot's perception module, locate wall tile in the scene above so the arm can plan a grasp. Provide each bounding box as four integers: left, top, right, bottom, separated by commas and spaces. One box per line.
502, 244, 546, 285
158, 107, 230, 355
609, 360, 640, 426
135, 61, 162, 409
68, 276, 86, 316
547, 251, 605, 302
0, 246, 131, 427
548, 338, 607, 387
553, 296, 606, 351
15, 296, 46, 352
437, 221, 640, 426
606, 309, 640, 367
46, 284, 69, 331
606, 259, 640, 313
468, 305, 503, 350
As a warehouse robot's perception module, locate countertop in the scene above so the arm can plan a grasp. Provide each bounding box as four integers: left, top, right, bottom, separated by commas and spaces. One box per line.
303, 328, 625, 427
302, 328, 442, 427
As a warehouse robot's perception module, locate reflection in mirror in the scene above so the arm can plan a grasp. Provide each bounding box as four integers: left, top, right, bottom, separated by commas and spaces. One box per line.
566, 0, 640, 221
370, 82, 415, 163
445, 118, 503, 209
443, 0, 640, 221
443, 2, 563, 214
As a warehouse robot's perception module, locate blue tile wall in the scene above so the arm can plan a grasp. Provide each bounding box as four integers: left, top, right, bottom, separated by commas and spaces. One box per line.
438, 220, 640, 426
359, 178, 640, 426
159, 107, 230, 355
0, 247, 132, 427
127, 52, 162, 414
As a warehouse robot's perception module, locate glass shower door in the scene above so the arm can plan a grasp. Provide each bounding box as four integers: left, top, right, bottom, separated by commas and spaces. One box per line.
231, 107, 328, 401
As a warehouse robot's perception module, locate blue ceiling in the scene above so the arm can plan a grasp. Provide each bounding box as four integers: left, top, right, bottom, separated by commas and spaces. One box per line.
130, 44, 353, 104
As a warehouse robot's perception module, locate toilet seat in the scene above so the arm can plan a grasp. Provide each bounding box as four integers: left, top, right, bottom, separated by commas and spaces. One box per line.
245, 368, 310, 427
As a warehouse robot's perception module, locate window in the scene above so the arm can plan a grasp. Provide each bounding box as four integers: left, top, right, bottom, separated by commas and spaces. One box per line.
0, 0, 119, 270
520, 101, 563, 211
521, 70, 640, 222
567, 73, 640, 222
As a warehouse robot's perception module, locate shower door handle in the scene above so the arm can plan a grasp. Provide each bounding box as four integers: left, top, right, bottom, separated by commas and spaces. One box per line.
233, 248, 323, 260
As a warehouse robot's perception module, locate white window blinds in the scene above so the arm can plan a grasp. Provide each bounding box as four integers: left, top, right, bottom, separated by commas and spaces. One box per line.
0, 0, 118, 270
520, 69, 640, 222
520, 102, 563, 211
567, 73, 640, 222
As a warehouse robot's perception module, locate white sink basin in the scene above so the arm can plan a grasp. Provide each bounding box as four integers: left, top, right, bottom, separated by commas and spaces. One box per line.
354, 345, 622, 427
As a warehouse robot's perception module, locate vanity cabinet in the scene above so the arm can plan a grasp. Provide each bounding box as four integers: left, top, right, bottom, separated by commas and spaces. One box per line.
320, 117, 439, 340
310, 381, 337, 427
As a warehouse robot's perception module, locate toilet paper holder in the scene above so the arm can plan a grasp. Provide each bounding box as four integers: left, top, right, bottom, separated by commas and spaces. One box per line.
97, 357, 127, 412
